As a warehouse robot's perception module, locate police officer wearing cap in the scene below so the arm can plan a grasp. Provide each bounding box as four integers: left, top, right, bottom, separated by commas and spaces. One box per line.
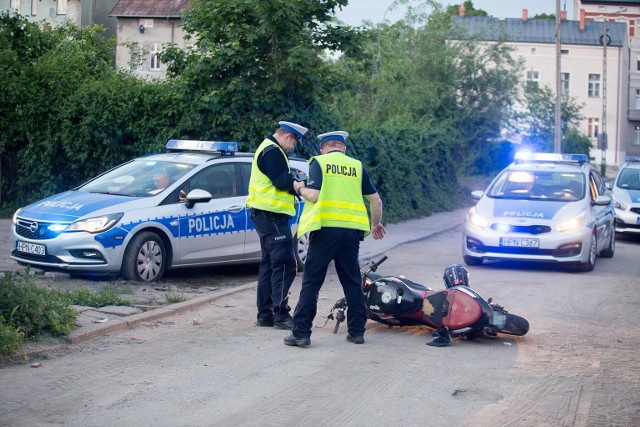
284, 131, 386, 347
247, 121, 308, 330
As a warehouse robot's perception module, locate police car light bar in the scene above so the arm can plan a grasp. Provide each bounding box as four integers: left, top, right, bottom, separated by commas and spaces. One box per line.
625, 156, 640, 163
514, 151, 587, 163
166, 140, 238, 154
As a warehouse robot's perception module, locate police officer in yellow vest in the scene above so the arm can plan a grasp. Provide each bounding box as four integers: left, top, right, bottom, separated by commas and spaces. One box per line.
247, 121, 308, 330
284, 131, 386, 347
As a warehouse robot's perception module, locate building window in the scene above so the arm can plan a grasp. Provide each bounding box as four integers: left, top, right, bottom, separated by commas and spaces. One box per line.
637, 53, 640, 72
31, 0, 36, 15
10, 0, 20, 11
139, 19, 154, 28
588, 74, 601, 98
636, 89, 640, 109
149, 43, 162, 71
631, 20, 635, 37
530, 47, 537, 55
561, 49, 569, 56
587, 118, 599, 138
56, 0, 67, 15
526, 71, 539, 83
561, 73, 570, 95
634, 126, 640, 145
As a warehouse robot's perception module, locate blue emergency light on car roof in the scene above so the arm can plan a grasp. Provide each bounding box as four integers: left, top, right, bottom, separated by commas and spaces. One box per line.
166, 140, 238, 155
514, 151, 587, 164
625, 156, 640, 163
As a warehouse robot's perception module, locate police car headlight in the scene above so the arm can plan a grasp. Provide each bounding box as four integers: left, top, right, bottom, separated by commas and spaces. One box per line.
612, 196, 628, 211
12, 208, 23, 225
468, 208, 490, 229
66, 213, 124, 233
557, 212, 586, 232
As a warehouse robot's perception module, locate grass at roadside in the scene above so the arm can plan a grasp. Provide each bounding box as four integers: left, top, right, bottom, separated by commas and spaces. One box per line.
0, 272, 134, 358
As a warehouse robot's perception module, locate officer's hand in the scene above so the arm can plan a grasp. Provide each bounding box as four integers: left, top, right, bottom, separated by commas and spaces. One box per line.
371, 223, 386, 240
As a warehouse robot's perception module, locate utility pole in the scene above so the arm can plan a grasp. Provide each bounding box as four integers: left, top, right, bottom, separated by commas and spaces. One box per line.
554, 0, 562, 153
599, 6, 627, 177
601, 17, 609, 176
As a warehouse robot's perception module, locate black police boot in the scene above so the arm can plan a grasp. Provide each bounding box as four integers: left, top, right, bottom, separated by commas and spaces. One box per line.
283, 334, 311, 347
427, 326, 451, 347
346, 334, 365, 344
273, 317, 294, 330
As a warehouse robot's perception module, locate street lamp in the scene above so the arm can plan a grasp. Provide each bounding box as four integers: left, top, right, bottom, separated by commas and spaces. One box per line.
599, 6, 627, 177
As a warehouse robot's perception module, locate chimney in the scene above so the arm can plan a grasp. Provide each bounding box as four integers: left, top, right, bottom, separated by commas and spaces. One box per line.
580, 8, 585, 31
459, 5, 465, 17
522, 8, 528, 22
560, 10, 567, 20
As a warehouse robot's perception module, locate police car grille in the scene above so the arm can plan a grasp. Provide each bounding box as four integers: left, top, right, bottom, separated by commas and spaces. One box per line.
490, 224, 552, 235
631, 208, 640, 215
11, 250, 64, 264
481, 245, 556, 256
16, 218, 60, 240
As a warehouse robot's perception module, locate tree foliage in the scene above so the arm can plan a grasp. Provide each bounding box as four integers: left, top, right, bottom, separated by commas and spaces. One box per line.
445, 1, 488, 17
0, 11, 186, 205
159, 0, 362, 150
515, 81, 591, 155
326, 1, 521, 174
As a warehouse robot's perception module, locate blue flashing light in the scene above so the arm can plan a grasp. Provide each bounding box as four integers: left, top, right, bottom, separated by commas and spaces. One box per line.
166, 140, 238, 154
496, 223, 510, 233
514, 151, 587, 164
625, 156, 640, 163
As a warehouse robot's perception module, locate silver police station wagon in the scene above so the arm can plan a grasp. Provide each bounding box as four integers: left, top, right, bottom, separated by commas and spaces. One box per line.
12, 140, 309, 282
611, 156, 640, 235
462, 152, 615, 271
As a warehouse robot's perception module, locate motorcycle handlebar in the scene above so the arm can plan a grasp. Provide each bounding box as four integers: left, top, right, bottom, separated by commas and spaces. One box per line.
370, 255, 388, 272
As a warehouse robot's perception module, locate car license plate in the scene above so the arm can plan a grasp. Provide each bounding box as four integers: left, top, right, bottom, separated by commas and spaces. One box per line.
16, 241, 46, 256
499, 237, 539, 248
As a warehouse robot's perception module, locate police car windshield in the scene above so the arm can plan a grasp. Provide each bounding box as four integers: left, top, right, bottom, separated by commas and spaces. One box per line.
79, 160, 196, 197
487, 170, 584, 202
616, 168, 640, 191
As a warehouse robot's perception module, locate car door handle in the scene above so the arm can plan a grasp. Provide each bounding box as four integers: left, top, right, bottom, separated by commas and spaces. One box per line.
228, 206, 244, 213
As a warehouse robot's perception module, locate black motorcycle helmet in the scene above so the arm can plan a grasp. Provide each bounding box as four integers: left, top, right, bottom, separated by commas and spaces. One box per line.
443, 264, 470, 289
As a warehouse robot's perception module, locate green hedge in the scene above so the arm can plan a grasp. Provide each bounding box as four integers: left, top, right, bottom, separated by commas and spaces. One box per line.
348, 128, 468, 223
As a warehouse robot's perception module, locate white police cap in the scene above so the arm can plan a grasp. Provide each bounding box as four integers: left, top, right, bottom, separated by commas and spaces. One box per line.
278, 121, 308, 139
318, 131, 349, 144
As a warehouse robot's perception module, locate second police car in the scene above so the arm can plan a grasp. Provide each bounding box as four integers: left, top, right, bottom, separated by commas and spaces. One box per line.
11, 140, 309, 282
611, 156, 640, 234
462, 152, 615, 271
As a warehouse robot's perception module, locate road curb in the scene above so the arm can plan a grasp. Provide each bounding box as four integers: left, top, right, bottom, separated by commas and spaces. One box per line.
67, 281, 259, 344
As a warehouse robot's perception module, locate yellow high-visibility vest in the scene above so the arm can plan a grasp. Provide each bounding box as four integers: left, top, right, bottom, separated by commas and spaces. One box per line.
297, 152, 369, 238
246, 139, 296, 216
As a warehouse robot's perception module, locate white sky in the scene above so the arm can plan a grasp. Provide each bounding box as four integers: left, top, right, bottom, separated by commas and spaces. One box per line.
335, 0, 575, 26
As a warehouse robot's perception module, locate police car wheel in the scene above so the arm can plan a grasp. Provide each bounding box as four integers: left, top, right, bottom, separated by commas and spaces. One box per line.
600, 230, 615, 258
295, 233, 310, 272
121, 231, 166, 282
577, 232, 597, 272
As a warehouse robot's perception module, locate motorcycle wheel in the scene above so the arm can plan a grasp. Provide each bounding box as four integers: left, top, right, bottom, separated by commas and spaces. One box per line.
499, 313, 529, 336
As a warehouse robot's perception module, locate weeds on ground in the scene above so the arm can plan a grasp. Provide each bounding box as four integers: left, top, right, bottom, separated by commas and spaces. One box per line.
0, 272, 78, 357
64, 284, 134, 307
165, 292, 188, 304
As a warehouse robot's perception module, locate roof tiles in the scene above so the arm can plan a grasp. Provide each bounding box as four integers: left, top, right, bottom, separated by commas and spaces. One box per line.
110, 0, 190, 18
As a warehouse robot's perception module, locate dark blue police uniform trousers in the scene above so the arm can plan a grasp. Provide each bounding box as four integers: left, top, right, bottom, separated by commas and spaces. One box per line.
292, 227, 366, 339
251, 209, 297, 322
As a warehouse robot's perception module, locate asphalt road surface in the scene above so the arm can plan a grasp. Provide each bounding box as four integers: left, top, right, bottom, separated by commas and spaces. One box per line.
0, 224, 639, 426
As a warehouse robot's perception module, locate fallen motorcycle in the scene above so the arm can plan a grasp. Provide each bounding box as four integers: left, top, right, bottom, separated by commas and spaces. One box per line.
326, 255, 529, 346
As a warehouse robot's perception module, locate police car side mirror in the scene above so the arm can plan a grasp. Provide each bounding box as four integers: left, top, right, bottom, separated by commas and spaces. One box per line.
471, 190, 484, 200
592, 195, 611, 206
185, 189, 213, 209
